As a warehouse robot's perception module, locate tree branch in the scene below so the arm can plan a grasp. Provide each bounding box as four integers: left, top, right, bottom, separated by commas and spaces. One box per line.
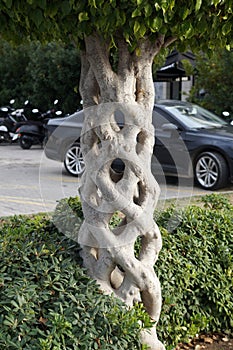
132, 34, 177, 108
84, 33, 118, 102
163, 36, 177, 48
132, 38, 159, 108
79, 51, 100, 108
116, 33, 134, 76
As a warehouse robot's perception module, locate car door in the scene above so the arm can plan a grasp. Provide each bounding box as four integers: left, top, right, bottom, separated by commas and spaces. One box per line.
152, 107, 191, 177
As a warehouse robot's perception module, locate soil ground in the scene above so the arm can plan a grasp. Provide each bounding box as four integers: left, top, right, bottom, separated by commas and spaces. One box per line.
175, 333, 233, 350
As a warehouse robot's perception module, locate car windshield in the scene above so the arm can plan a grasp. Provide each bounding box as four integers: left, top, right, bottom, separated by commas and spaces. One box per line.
164, 104, 228, 129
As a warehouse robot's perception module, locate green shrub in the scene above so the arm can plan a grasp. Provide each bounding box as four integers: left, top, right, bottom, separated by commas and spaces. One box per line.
155, 193, 233, 348
1, 193, 233, 349
0, 214, 151, 349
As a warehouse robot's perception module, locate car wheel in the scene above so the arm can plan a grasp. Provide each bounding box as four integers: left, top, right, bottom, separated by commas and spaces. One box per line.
64, 142, 85, 176
194, 151, 228, 190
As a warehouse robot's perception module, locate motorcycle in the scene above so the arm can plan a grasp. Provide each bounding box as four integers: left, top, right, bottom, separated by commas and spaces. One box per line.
0, 100, 28, 143
16, 100, 63, 149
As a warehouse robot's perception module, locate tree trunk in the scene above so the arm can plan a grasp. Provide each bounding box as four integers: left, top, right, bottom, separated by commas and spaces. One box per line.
78, 33, 165, 350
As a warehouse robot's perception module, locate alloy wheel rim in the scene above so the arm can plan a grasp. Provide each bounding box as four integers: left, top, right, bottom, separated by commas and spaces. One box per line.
196, 155, 218, 188
65, 145, 85, 175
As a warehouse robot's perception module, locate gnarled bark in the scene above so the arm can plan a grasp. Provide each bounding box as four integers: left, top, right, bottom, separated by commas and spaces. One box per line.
78, 32, 167, 350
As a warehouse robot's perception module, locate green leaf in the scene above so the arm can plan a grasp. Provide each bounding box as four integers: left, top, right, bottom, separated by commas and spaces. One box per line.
133, 20, 141, 34
132, 8, 141, 18
212, 0, 221, 5
11, 300, 20, 309
89, 0, 97, 8
169, 0, 175, 11
124, 32, 131, 45
152, 16, 163, 31
30, 8, 44, 28
139, 23, 146, 37
182, 8, 190, 20
116, 9, 126, 26
222, 21, 232, 35
161, 0, 169, 14
144, 4, 152, 17
17, 294, 26, 307
154, 2, 161, 11
195, 0, 202, 12
78, 12, 89, 22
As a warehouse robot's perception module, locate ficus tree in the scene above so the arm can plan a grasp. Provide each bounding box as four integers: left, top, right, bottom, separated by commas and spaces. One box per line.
1, 1, 232, 349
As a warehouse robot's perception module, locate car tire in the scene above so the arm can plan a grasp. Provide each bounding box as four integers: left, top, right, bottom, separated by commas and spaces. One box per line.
64, 142, 85, 176
194, 151, 228, 190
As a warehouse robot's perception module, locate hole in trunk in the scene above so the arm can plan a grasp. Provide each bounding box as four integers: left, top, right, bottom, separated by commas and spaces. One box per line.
114, 110, 125, 130
109, 211, 126, 231
133, 180, 146, 206
110, 158, 125, 182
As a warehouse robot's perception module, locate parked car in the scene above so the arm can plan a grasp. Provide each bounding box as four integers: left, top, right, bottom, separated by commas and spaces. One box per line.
44, 100, 233, 190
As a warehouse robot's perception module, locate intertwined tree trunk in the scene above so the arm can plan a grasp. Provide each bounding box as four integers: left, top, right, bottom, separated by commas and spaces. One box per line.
78, 33, 165, 350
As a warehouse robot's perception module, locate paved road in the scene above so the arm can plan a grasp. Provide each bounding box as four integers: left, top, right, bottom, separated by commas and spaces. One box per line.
1, 143, 232, 217
0, 144, 80, 217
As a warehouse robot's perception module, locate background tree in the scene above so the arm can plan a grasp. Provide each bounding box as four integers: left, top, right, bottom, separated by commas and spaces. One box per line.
0, 40, 31, 104
1, 2, 232, 349
189, 49, 233, 117
26, 41, 82, 113
0, 39, 81, 113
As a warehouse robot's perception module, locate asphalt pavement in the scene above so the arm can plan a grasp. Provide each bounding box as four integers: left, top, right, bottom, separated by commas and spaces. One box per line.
1, 143, 232, 217
0, 143, 79, 216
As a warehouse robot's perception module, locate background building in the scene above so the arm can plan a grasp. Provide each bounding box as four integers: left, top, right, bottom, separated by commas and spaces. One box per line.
154, 50, 195, 101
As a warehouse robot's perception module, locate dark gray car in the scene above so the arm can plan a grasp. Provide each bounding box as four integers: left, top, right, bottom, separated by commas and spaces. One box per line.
44, 100, 233, 190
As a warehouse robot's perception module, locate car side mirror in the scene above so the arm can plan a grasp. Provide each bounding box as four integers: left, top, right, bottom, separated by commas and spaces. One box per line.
161, 123, 178, 131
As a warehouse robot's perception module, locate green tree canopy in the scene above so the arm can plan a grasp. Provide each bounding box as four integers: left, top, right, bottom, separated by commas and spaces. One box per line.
1, 1, 232, 108
1, 0, 232, 53
25, 41, 81, 113
189, 49, 233, 117
0, 40, 30, 104
0, 40, 81, 113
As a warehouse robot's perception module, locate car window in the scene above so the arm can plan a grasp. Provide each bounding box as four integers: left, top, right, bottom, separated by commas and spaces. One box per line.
192, 104, 227, 125
153, 110, 175, 129
162, 104, 227, 129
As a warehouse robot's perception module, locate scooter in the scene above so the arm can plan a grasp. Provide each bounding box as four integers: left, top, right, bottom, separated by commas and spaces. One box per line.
0, 100, 27, 143
16, 100, 63, 149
